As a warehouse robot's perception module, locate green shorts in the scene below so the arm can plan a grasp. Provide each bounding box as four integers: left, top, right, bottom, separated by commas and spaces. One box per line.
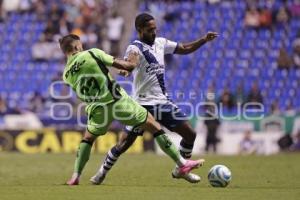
86, 94, 148, 136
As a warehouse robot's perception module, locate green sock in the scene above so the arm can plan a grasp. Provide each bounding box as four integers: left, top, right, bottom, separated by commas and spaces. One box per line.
155, 131, 185, 166
74, 140, 92, 174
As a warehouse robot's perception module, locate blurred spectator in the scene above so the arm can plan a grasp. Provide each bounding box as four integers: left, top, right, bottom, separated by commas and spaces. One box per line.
270, 100, 280, 115
19, 0, 32, 13
290, 131, 300, 151
43, 20, 59, 41
81, 27, 98, 49
31, 39, 48, 61
204, 106, 220, 153
2, 0, 19, 13
218, 87, 235, 110
0, 0, 5, 22
0, 97, 8, 115
206, 0, 220, 4
32, 0, 113, 61
290, 0, 300, 17
273, 5, 291, 26
71, 16, 85, 37
80, 1, 95, 28
244, 6, 260, 28
2, 0, 35, 14
278, 133, 293, 151
235, 83, 246, 105
32, 16, 65, 61
31, 37, 63, 61
58, 13, 72, 36
1, 0, 23, 21
292, 38, 300, 68
106, 11, 124, 57
285, 101, 297, 116
239, 130, 257, 155
277, 47, 293, 70
48, 3, 64, 26
63, 0, 81, 22
1, 96, 23, 115
28, 91, 46, 113
32, 0, 46, 20
163, 9, 178, 23
163, 3, 180, 23
259, 7, 272, 28
206, 83, 216, 103
246, 83, 263, 106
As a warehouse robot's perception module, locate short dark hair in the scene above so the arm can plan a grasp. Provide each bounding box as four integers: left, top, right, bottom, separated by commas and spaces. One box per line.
59, 34, 80, 54
135, 13, 154, 31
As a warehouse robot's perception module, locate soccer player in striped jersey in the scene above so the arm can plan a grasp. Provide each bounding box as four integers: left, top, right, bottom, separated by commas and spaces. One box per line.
59, 34, 204, 185
91, 13, 218, 184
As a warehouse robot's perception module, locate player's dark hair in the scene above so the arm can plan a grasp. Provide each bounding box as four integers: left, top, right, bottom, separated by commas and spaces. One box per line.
135, 13, 154, 31
59, 34, 80, 54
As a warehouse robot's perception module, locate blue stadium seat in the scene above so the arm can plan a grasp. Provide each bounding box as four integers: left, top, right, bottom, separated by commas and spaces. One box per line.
1, 0, 298, 113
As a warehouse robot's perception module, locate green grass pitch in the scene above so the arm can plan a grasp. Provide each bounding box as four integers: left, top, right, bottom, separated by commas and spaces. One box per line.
0, 153, 299, 200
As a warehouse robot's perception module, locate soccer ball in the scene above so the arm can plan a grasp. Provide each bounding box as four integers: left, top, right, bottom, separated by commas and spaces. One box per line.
208, 165, 232, 187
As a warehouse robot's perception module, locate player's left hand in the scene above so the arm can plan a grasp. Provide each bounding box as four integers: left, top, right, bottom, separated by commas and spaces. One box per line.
118, 69, 130, 77
205, 32, 219, 42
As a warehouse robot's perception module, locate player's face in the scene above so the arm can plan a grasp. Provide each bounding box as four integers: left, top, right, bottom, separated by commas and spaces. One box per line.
141, 20, 156, 45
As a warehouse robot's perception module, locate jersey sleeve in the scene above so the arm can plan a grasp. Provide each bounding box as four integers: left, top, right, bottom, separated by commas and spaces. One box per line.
159, 37, 178, 55
91, 48, 114, 66
124, 45, 141, 60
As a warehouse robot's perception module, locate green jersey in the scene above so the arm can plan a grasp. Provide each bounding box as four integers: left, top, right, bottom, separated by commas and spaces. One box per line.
62, 48, 125, 110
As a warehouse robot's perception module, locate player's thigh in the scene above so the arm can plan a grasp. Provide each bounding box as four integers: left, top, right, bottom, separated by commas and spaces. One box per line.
112, 96, 148, 128
82, 129, 98, 142
147, 104, 188, 131
123, 105, 156, 137
87, 104, 113, 136
154, 104, 196, 142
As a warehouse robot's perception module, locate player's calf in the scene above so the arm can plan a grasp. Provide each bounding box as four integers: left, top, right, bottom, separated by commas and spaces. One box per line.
67, 131, 96, 185
90, 145, 123, 185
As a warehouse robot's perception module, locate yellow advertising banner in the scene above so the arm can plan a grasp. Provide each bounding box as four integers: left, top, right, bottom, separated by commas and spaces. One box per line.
0, 129, 153, 153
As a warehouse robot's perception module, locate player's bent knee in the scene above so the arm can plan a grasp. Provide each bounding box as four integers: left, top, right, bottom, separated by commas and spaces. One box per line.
83, 131, 97, 144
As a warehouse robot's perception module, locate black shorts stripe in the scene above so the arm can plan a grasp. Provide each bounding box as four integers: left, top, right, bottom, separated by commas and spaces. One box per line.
80, 140, 93, 146
103, 166, 111, 171
107, 155, 117, 162
105, 161, 114, 166
180, 140, 194, 149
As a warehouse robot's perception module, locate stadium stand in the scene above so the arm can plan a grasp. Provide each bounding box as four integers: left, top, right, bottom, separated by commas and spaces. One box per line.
125, 0, 300, 115
0, 0, 299, 124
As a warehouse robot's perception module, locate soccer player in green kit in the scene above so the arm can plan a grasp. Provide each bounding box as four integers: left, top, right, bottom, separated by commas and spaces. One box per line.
59, 34, 204, 185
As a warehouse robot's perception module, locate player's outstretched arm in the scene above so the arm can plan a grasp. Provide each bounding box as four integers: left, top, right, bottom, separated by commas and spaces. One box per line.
174, 32, 218, 55
112, 51, 139, 72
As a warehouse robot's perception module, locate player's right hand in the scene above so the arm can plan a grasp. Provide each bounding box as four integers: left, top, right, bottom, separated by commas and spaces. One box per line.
118, 69, 130, 77
205, 32, 219, 42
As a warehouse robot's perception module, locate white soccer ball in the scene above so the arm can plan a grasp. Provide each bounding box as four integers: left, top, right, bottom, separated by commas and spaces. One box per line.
208, 165, 232, 187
